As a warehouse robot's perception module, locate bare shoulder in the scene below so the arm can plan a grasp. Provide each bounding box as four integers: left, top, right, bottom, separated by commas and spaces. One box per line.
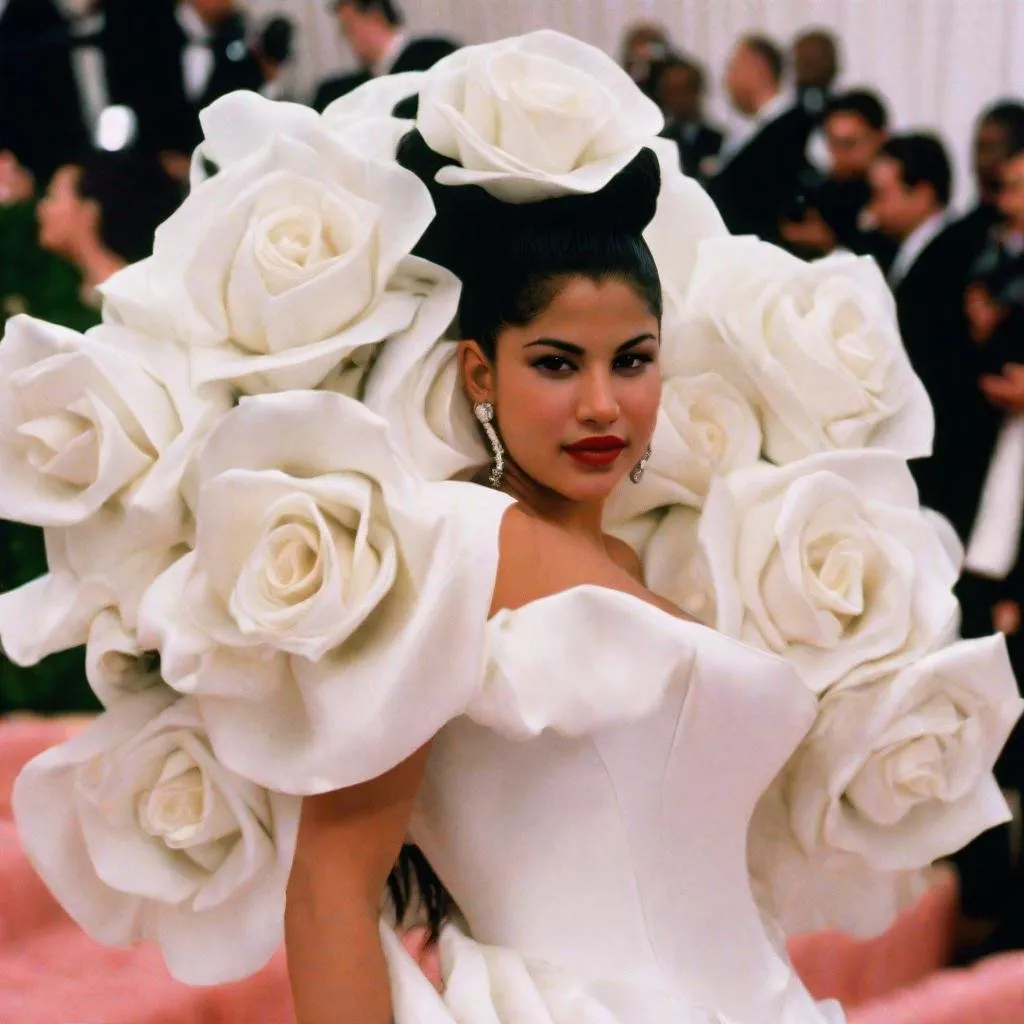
490, 504, 678, 619
604, 535, 644, 583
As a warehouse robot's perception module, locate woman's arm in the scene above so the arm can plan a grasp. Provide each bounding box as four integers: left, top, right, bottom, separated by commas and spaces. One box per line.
286, 745, 432, 1024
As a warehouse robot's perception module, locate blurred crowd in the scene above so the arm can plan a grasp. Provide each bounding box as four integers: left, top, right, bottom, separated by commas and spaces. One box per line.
3, 0, 1024, 957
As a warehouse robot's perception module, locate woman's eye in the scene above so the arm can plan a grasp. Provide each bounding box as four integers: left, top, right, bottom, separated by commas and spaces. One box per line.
532, 355, 576, 374
615, 352, 654, 372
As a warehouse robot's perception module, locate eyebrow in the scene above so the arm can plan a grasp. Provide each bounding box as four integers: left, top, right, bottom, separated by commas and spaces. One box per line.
524, 334, 657, 355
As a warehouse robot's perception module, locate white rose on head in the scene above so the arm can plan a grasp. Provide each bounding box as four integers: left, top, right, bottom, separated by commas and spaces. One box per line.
102, 98, 448, 395
138, 391, 501, 794
13, 689, 299, 985
417, 30, 664, 202
701, 451, 960, 694
683, 237, 934, 465
789, 635, 1023, 871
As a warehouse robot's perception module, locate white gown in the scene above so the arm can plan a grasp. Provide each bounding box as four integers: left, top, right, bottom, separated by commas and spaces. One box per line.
378, 489, 843, 1023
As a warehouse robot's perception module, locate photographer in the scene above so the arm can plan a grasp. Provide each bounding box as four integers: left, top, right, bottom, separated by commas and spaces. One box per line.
780, 89, 895, 267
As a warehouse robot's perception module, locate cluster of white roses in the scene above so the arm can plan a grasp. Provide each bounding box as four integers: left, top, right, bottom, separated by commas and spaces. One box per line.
0, 28, 1019, 986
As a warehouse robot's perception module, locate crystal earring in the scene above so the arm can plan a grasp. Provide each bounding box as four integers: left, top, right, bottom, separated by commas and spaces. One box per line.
474, 401, 505, 489
630, 444, 652, 484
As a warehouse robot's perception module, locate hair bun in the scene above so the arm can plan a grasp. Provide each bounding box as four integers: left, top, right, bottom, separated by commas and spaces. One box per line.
396, 131, 661, 281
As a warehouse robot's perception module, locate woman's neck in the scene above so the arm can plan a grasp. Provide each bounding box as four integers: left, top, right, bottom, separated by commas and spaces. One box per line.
74, 238, 126, 292
497, 460, 607, 547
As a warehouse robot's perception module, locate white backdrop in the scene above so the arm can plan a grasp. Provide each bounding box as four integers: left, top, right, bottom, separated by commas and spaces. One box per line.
245, 0, 1024, 209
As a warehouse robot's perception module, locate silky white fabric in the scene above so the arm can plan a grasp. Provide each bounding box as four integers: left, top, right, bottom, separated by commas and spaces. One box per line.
385, 0, 1024, 209
394, 573, 840, 1022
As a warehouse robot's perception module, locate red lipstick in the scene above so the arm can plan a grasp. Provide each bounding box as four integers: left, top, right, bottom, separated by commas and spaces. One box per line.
563, 435, 628, 469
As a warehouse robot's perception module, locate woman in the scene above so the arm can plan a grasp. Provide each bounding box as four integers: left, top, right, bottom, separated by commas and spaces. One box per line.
284, 138, 838, 1023
6, 30, 1017, 1024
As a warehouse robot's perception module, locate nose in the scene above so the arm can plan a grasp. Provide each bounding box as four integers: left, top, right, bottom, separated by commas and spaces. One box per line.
576, 368, 620, 426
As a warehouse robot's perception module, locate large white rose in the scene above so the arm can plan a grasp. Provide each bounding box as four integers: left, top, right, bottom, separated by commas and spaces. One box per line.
13, 688, 299, 985
643, 136, 728, 352
643, 506, 718, 626
86, 608, 165, 707
362, 277, 486, 481
0, 506, 187, 668
137, 391, 509, 794
748, 781, 933, 937
788, 634, 1022, 870
701, 451, 960, 694
683, 237, 934, 464
102, 102, 450, 395
0, 316, 203, 529
416, 30, 664, 202
607, 372, 762, 524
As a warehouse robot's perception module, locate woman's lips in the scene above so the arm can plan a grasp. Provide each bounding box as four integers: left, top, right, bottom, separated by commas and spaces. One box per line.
563, 436, 628, 469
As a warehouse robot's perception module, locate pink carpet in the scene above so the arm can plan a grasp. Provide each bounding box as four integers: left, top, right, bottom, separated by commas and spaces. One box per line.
3, 715, 1024, 1023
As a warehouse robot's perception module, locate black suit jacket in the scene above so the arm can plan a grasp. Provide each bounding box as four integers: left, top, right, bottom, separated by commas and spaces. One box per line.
659, 120, 723, 182
706, 105, 814, 245
313, 36, 459, 113
0, 0, 91, 178
892, 218, 992, 536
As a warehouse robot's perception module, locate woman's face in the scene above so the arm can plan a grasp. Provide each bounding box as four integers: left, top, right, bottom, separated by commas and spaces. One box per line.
37, 165, 95, 258
469, 276, 662, 505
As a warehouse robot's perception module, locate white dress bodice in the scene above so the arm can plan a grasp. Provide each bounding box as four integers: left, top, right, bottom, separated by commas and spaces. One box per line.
405, 586, 840, 1023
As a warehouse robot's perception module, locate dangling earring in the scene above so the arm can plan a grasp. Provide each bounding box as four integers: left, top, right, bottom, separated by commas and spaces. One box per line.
630, 444, 652, 484
474, 401, 505, 489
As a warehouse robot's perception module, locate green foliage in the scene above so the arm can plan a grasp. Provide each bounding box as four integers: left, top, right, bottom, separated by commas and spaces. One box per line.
0, 521, 99, 714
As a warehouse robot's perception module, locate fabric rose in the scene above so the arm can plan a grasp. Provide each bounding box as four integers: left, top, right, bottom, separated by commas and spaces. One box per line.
86, 609, 165, 707
0, 502, 187, 669
13, 688, 299, 984
102, 100, 449, 395
701, 451, 960, 693
643, 136, 728, 349
0, 316, 185, 528
362, 271, 486, 481
748, 782, 933, 937
644, 506, 718, 626
683, 237, 933, 464
606, 371, 762, 523
137, 391, 507, 794
416, 29, 664, 202
788, 634, 1022, 870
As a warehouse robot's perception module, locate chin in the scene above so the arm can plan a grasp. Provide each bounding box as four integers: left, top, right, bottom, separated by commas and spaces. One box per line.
550, 469, 628, 504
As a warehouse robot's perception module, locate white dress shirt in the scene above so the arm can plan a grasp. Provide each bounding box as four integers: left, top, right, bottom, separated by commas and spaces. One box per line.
887, 210, 949, 289
716, 92, 793, 170
176, 2, 214, 102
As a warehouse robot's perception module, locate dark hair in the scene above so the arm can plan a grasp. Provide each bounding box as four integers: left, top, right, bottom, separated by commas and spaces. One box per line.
335, 0, 404, 27
981, 100, 1024, 150
825, 89, 889, 132
75, 151, 183, 263
880, 133, 953, 207
795, 28, 839, 70
742, 34, 785, 84
259, 15, 294, 64
396, 130, 663, 360
653, 55, 706, 96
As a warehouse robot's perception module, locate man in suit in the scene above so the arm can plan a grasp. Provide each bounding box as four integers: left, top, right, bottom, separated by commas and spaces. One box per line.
780, 89, 895, 268
792, 28, 839, 122
313, 0, 458, 113
957, 101, 1024, 260
655, 56, 722, 183
706, 35, 813, 246
0, 0, 91, 181
868, 134, 983, 537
